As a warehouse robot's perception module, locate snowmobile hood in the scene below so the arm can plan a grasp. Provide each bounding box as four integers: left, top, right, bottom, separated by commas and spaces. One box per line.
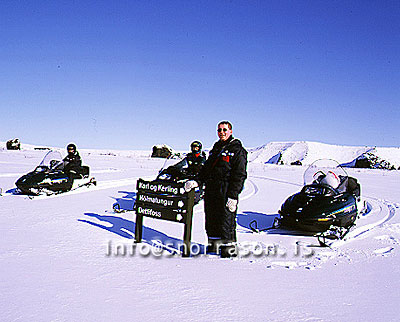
15, 171, 46, 194
16, 167, 70, 195
16, 171, 45, 187
280, 188, 357, 232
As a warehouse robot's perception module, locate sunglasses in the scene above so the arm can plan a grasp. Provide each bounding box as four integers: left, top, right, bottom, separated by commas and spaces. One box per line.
217, 128, 229, 133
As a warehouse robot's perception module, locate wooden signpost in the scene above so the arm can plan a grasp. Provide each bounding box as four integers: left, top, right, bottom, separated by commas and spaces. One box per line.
134, 179, 195, 257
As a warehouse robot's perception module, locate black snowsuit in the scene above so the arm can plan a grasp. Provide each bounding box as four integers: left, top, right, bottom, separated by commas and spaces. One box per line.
167, 151, 206, 179
63, 151, 82, 178
185, 151, 207, 178
198, 136, 247, 243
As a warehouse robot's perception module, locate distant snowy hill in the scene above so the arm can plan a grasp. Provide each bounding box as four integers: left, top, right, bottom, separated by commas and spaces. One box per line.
248, 141, 400, 168
0, 141, 152, 158
2, 140, 400, 168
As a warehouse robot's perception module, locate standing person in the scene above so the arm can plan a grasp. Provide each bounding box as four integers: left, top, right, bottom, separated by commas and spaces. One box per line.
185, 121, 247, 258
63, 143, 82, 178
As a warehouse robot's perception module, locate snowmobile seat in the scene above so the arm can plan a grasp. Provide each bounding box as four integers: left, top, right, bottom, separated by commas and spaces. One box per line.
336, 176, 360, 197
337, 175, 348, 193
80, 165, 90, 178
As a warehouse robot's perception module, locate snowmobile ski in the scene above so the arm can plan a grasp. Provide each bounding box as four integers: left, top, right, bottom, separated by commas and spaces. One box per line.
27, 177, 97, 199
316, 223, 356, 247
249, 217, 280, 233
112, 202, 135, 214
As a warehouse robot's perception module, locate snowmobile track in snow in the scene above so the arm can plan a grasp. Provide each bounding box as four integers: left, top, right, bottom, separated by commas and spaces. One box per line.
249, 174, 303, 188
240, 179, 259, 201
324, 198, 398, 248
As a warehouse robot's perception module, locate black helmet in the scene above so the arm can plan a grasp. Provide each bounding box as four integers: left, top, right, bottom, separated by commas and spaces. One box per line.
191, 141, 202, 153
67, 143, 77, 153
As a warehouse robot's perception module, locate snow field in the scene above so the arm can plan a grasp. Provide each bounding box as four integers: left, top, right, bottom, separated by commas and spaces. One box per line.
1, 147, 400, 321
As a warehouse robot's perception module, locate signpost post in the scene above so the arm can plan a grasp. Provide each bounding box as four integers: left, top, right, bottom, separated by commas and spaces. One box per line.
134, 179, 195, 257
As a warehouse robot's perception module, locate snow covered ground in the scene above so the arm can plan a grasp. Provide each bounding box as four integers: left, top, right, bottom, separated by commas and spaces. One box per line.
1, 145, 400, 321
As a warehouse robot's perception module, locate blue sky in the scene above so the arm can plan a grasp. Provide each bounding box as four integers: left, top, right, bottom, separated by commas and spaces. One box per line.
1, 1, 399, 150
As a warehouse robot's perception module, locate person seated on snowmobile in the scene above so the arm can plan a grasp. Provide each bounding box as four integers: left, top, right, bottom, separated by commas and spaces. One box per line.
63, 143, 83, 179
185, 141, 207, 177
162, 141, 206, 180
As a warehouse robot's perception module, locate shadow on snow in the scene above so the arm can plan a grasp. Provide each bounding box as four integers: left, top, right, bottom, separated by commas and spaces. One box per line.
237, 211, 316, 237
79, 190, 206, 255
79, 212, 206, 255
237, 211, 279, 233
79, 190, 205, 255
110, 190, 137, 212
6, 188, 19, 194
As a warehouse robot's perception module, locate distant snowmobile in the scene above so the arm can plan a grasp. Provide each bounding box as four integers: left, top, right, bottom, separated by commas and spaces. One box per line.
277, 159, 364, 244
15, 150, 96, 196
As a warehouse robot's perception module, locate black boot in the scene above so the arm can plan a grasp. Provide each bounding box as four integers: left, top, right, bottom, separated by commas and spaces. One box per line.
206, 239, 221, 255
220, 243, 238, 258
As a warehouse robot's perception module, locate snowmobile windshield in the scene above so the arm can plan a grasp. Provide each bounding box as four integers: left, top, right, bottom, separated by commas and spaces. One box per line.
161, 154, 187, 170
36, 150, 64, 172
157, 154, 189, 181
303, 159, 348, 187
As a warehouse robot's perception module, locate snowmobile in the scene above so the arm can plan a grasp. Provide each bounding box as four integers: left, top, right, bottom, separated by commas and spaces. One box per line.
156, 155, 204, 204
112, 154, 204, 213
277, 159, 363, 244
15, 150, 96, 196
